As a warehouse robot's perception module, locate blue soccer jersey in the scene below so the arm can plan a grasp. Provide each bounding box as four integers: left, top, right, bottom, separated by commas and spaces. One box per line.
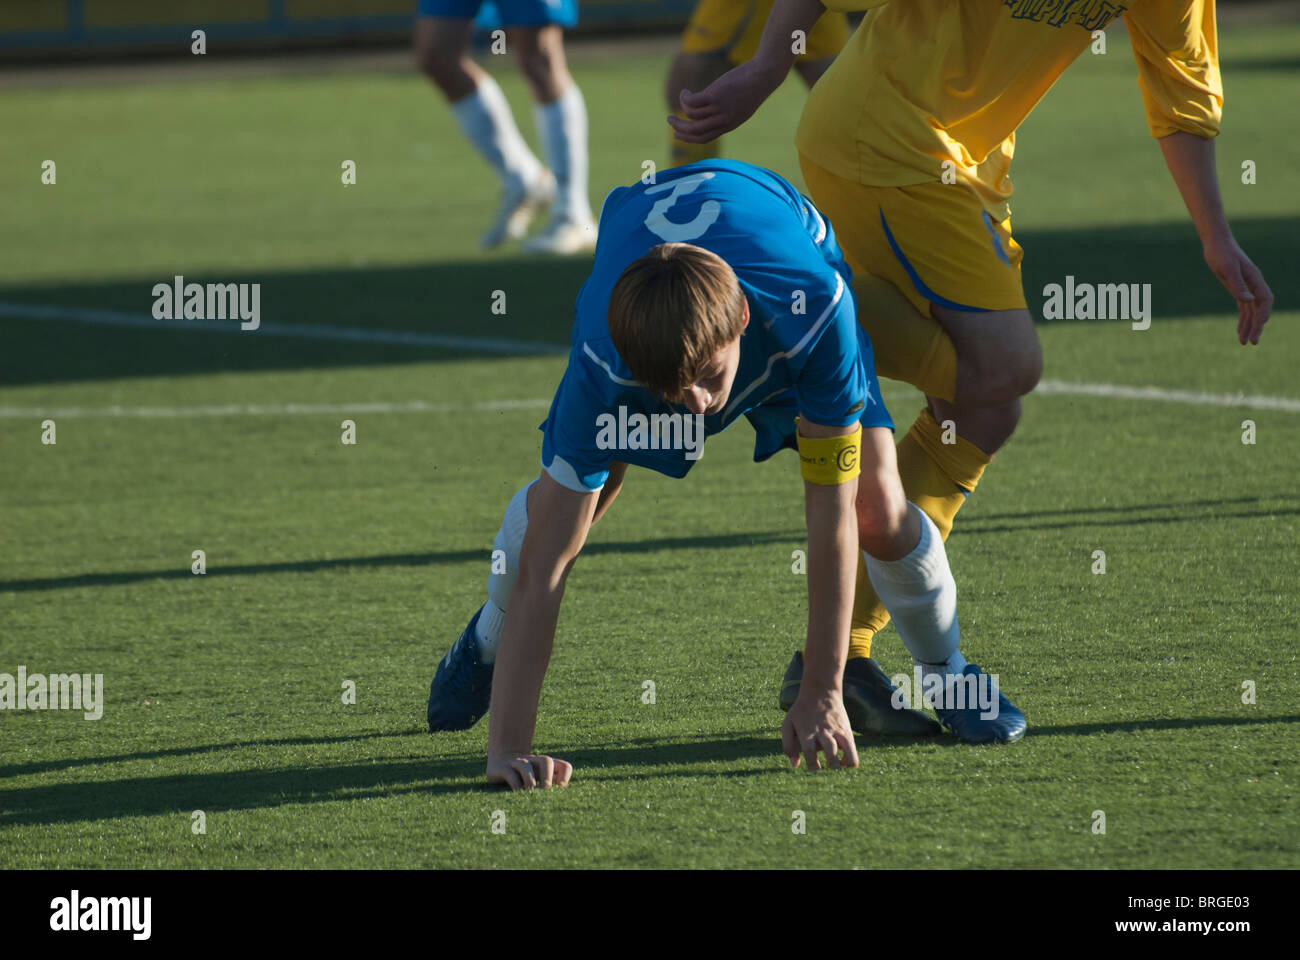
540, 159, 892, 493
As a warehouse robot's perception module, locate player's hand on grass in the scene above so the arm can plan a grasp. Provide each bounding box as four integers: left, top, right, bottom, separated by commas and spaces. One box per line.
668, 57, 786, 144
1203, 235, 1273, 345
487, 752, 573, 791
781, 688, 859, 771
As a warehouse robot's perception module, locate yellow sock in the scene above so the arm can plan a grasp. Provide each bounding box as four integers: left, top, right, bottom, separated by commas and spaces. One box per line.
669, 112, 722, 167
847, 408, 991, 660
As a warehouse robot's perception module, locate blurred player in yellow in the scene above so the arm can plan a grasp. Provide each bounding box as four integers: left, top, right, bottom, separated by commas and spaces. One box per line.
666, 0, 850, 166
670, 0, 1274, 724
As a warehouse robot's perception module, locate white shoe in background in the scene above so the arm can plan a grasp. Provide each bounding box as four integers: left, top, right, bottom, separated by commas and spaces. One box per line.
480, 168, 556, 250
521, 215, 597, 255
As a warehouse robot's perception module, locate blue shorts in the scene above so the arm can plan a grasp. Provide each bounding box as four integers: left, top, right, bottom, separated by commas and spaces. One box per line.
416, 0, 578, 28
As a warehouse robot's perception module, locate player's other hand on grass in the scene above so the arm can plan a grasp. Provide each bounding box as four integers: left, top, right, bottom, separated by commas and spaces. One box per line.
1203, 235, 1273, 345
487, 752, 573, 791
781, 688, 859, 771
668, 58, 785, 144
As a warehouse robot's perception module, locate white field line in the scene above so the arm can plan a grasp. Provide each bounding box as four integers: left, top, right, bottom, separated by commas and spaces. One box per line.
0, 301, 569, 356
0, 399, 553, 418
2, 381, 1296, 419
2, 301, 1297, 416
1033, 380, 1300, 413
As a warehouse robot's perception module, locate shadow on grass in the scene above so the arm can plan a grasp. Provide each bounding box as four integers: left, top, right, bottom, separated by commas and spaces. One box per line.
1223, 55, 1300, 73
0, 530, 803, 593
0, 758, 493, 828
4, 730, 952, 828
0, 728, 426, 779
1027, 714, 1300, 738
0, 730, 783, 827
960, 503, 1300, 536
0, 257, 586, 387
966, 494, 1272, 523
9, 492, 1296, 594
4, 716, 1296, 827
0, 726, 929, 783
1, 217, 1294, 387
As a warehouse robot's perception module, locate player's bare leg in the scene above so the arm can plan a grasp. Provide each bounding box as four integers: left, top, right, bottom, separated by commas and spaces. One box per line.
414, 15, 478, 100
844, 296, 1041, 653
931, 304, 1042, 453
515, 25, 595, 254
414, 16, 553, 249
513, 23, 570, 102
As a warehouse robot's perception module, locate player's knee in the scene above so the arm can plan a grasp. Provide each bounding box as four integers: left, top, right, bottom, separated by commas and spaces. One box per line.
515, 51, 557, 97
1013, 337, 1044, 396
960, 335, 1042, 405
856, 474, 911, 560
512, 28, 566, 96
414, 41, 456, 87
413, 41, 437, 80
414, 22, 473, 91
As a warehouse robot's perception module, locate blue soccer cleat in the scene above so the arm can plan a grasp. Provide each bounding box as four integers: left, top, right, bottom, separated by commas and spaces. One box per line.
427, 607, 494, 732
933, 663, 1027, 744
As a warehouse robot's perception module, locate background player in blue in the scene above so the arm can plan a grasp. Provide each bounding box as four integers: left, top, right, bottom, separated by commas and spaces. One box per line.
414, 0, 596, 253
428, 160, 1025, 790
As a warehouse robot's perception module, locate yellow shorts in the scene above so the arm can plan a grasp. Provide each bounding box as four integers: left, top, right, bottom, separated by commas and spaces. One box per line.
682, 0, 849, 65
798, 152, 1027, 319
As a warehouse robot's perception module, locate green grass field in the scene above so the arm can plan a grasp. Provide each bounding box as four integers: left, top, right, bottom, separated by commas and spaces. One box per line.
1, 21, 1298, 869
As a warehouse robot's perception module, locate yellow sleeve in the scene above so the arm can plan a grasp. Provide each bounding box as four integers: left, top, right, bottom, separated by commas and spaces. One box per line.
1124, 0, 1222, 139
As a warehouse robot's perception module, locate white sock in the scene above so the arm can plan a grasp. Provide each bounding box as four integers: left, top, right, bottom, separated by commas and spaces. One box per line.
451, 74, 543, 189
475, 602, 506, 664
863, 503, 965, 682
534, 83, 591, 223
473, 481, 534, 663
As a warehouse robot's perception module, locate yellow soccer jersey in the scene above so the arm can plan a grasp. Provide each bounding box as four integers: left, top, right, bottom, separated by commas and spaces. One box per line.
796, 0, 1222, 218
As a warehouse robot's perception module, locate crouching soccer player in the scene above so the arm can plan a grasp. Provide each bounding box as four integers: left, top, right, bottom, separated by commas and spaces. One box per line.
428, 160, 1026, 790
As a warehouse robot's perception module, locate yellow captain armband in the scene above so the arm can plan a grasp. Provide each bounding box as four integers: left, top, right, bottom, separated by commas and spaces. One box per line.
796, 424, 862, 485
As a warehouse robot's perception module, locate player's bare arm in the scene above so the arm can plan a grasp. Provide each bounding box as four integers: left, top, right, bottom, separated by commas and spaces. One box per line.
669, 0, 828, 143
1158, 130, 1274, 345
786, 417, 860, 771
484, 470, 598, 790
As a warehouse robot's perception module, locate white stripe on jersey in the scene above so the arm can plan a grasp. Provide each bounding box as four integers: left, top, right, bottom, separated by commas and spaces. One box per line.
582, 342, 642, 387
721, 272, 845, 422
